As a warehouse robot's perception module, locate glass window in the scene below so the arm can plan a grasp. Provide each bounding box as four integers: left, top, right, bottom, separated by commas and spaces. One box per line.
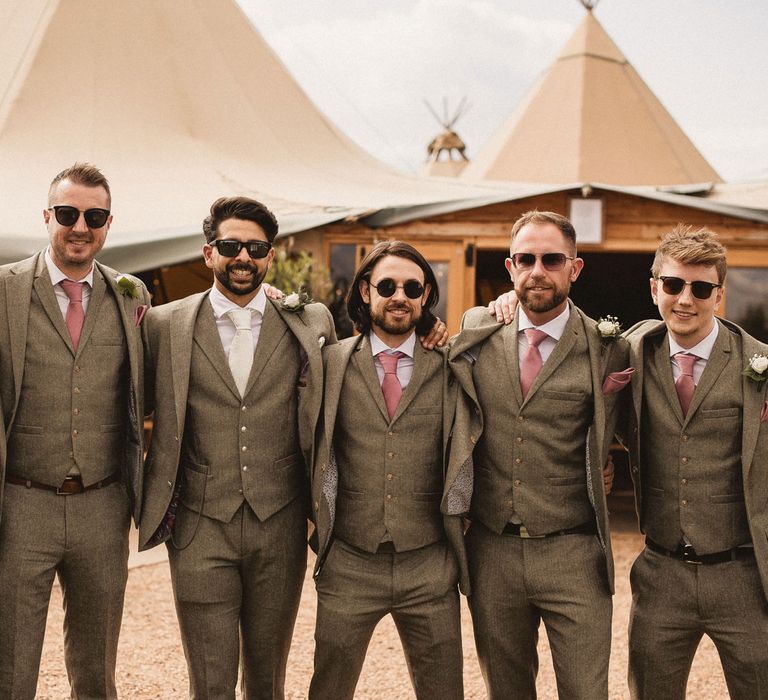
726, 268, 768, 342
427, 260, 448, 324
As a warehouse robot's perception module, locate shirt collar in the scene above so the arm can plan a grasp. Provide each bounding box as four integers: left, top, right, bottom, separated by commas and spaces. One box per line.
208, 284, 266, 320
45, 246, 94, 287
369, 330, 416, 358
517, 304, 570, 341
668, 319, 719, 360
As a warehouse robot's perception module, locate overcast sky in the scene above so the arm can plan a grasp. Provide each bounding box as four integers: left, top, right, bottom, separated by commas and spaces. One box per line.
236, 0, 768, 182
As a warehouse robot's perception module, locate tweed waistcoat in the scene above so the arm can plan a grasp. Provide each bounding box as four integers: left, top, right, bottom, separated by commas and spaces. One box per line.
640, 331, 749, 553
333, 351, 445, 552
472, 322, 594, 535
179, 304, 304, 523
7, 280, 127, 486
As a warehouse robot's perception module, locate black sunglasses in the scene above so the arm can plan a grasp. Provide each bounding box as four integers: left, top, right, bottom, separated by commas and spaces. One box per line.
47, 205, 110, 229
369, 278, 425, 299
657, 276, 722, 300
510, 253, 574, 271
211, 239, 272, 259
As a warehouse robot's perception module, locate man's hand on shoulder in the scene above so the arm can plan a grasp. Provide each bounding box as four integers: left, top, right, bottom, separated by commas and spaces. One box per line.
487, 290, 517, 325
420, 318, 448, 350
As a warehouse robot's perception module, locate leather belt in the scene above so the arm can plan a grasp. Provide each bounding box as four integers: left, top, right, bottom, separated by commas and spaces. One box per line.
646, 538, 755, 566
5, 472, 121, 495
502, 521, 596, 539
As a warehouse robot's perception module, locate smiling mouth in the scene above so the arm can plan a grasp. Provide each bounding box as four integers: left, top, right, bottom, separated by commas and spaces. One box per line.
229, 268, 254, 280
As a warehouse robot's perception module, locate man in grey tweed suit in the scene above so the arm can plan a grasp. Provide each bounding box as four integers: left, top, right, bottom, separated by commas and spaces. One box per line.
139, 197, 336, 700
625, 225, 768, 699
0, 163, 151, 699
307, 241, 472, 700
450, 211, 631, 700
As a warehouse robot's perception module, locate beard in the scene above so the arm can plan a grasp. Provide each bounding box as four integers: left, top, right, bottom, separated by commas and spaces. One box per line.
516, 277, 569, 314
214, 262, 266, 296
370, 301, 421, 336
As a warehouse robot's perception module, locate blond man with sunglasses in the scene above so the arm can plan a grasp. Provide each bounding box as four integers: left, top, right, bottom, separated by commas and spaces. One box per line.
624, 225, 768, 699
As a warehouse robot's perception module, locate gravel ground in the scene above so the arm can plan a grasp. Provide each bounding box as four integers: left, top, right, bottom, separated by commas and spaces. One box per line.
36, 512, 729, 699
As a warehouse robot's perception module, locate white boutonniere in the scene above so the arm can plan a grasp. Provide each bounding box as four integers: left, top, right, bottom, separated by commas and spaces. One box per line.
744, 353, 768, 387
115, 274, 139, 299
596, 315, 622, 343
280, 289, 312, 313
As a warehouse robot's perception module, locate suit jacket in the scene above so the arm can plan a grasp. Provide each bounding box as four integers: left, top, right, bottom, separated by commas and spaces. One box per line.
625, 317, 768, 599
449, 302, 630, 593
139, 290, 336, 550
309, 334, 472, 594
0, 252, 150, 524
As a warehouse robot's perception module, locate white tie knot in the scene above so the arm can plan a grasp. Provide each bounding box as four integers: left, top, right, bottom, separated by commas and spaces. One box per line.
227, 307, 253, 331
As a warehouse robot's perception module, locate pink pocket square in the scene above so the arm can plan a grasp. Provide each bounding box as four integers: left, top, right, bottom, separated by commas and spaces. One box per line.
134, 304, 148, 327
602, 367, 635, 395
761, 401, 768, 423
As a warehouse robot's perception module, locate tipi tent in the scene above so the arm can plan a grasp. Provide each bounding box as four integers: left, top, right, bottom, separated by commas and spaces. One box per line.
0, 0, 517, 270
463, 10, 722, 186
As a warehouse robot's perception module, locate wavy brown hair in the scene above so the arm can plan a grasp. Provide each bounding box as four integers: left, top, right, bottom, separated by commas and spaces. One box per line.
347, 240, 439, 336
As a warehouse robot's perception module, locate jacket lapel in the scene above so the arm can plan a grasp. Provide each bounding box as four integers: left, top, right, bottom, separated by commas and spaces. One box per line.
5, 255, 37, 410
393, 341, 431, 421
740, 332, 766, 483
76, 268, 106, 355
244, 302, 287, 396
523, 306, 579, 403
192, 295, 241, 399
502, 317, 524, 407
684, 323, 731, 422
651, 332, 683, 423
323, 338, 360, 455
170, 292, 207, 437
352, 335, 391, 423
33, 264, 73, 352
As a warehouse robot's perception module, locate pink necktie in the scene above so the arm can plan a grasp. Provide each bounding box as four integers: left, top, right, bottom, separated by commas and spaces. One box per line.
520, 328, 548, 399
674, 352, 698, 417
60, 280, 85, 351
378, 351, 406, 420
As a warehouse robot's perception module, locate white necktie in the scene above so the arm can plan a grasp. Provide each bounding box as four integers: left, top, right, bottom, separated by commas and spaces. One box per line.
227, 308, 254, 396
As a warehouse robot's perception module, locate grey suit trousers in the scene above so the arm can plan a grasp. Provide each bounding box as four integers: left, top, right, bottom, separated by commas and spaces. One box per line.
467, 522, 612, 700
629, 545, 768, 700
309, 539, 464, 700
168, 498, 306, 700
0, 481, 130, 700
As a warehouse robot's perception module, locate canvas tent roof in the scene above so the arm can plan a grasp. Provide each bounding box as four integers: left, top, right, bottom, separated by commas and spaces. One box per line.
462, 11, 722, 187
0, 0, 523, 271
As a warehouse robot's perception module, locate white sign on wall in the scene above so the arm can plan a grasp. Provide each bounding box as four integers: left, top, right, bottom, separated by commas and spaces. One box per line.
569, 198, 603, 244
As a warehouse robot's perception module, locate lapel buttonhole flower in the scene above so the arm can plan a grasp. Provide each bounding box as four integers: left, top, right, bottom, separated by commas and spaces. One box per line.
596, 315, 622, 343
744, 353, 768, 388
115, 274, 139, 299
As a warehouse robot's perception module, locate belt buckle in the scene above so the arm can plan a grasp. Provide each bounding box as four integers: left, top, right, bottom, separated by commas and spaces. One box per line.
681, 543, 701, 565
518, 526, 544, 539
56, 477, 82, 496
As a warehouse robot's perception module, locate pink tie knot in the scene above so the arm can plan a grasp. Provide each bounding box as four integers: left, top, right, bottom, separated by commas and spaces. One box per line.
675, 352, 697, 378
60, 279, 84, 302
524, 328, 548, 348
378, 350, 406, 375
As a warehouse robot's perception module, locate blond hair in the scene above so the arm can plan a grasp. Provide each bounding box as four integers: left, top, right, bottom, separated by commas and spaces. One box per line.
510, 210, 576, 255
651, 224, 727, 283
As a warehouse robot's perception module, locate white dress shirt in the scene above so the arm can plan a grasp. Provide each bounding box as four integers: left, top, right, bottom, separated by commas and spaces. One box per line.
370, 331, 416, 389
45, 247, 94, 317
516, 305, 570, 368
208, 285, 267, 357
668, 321, 719, 385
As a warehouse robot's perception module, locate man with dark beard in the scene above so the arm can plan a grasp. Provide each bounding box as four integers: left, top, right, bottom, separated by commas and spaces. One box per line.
448, 211, 632, 700
139, 196, 337, 699
307, 241, 471, 700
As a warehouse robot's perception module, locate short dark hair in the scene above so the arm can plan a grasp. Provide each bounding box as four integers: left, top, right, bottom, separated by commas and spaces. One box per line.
347, 240, 439, 336
203, 196, 279, 243
48, 162, 111, 207
510, 210, 577, 255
